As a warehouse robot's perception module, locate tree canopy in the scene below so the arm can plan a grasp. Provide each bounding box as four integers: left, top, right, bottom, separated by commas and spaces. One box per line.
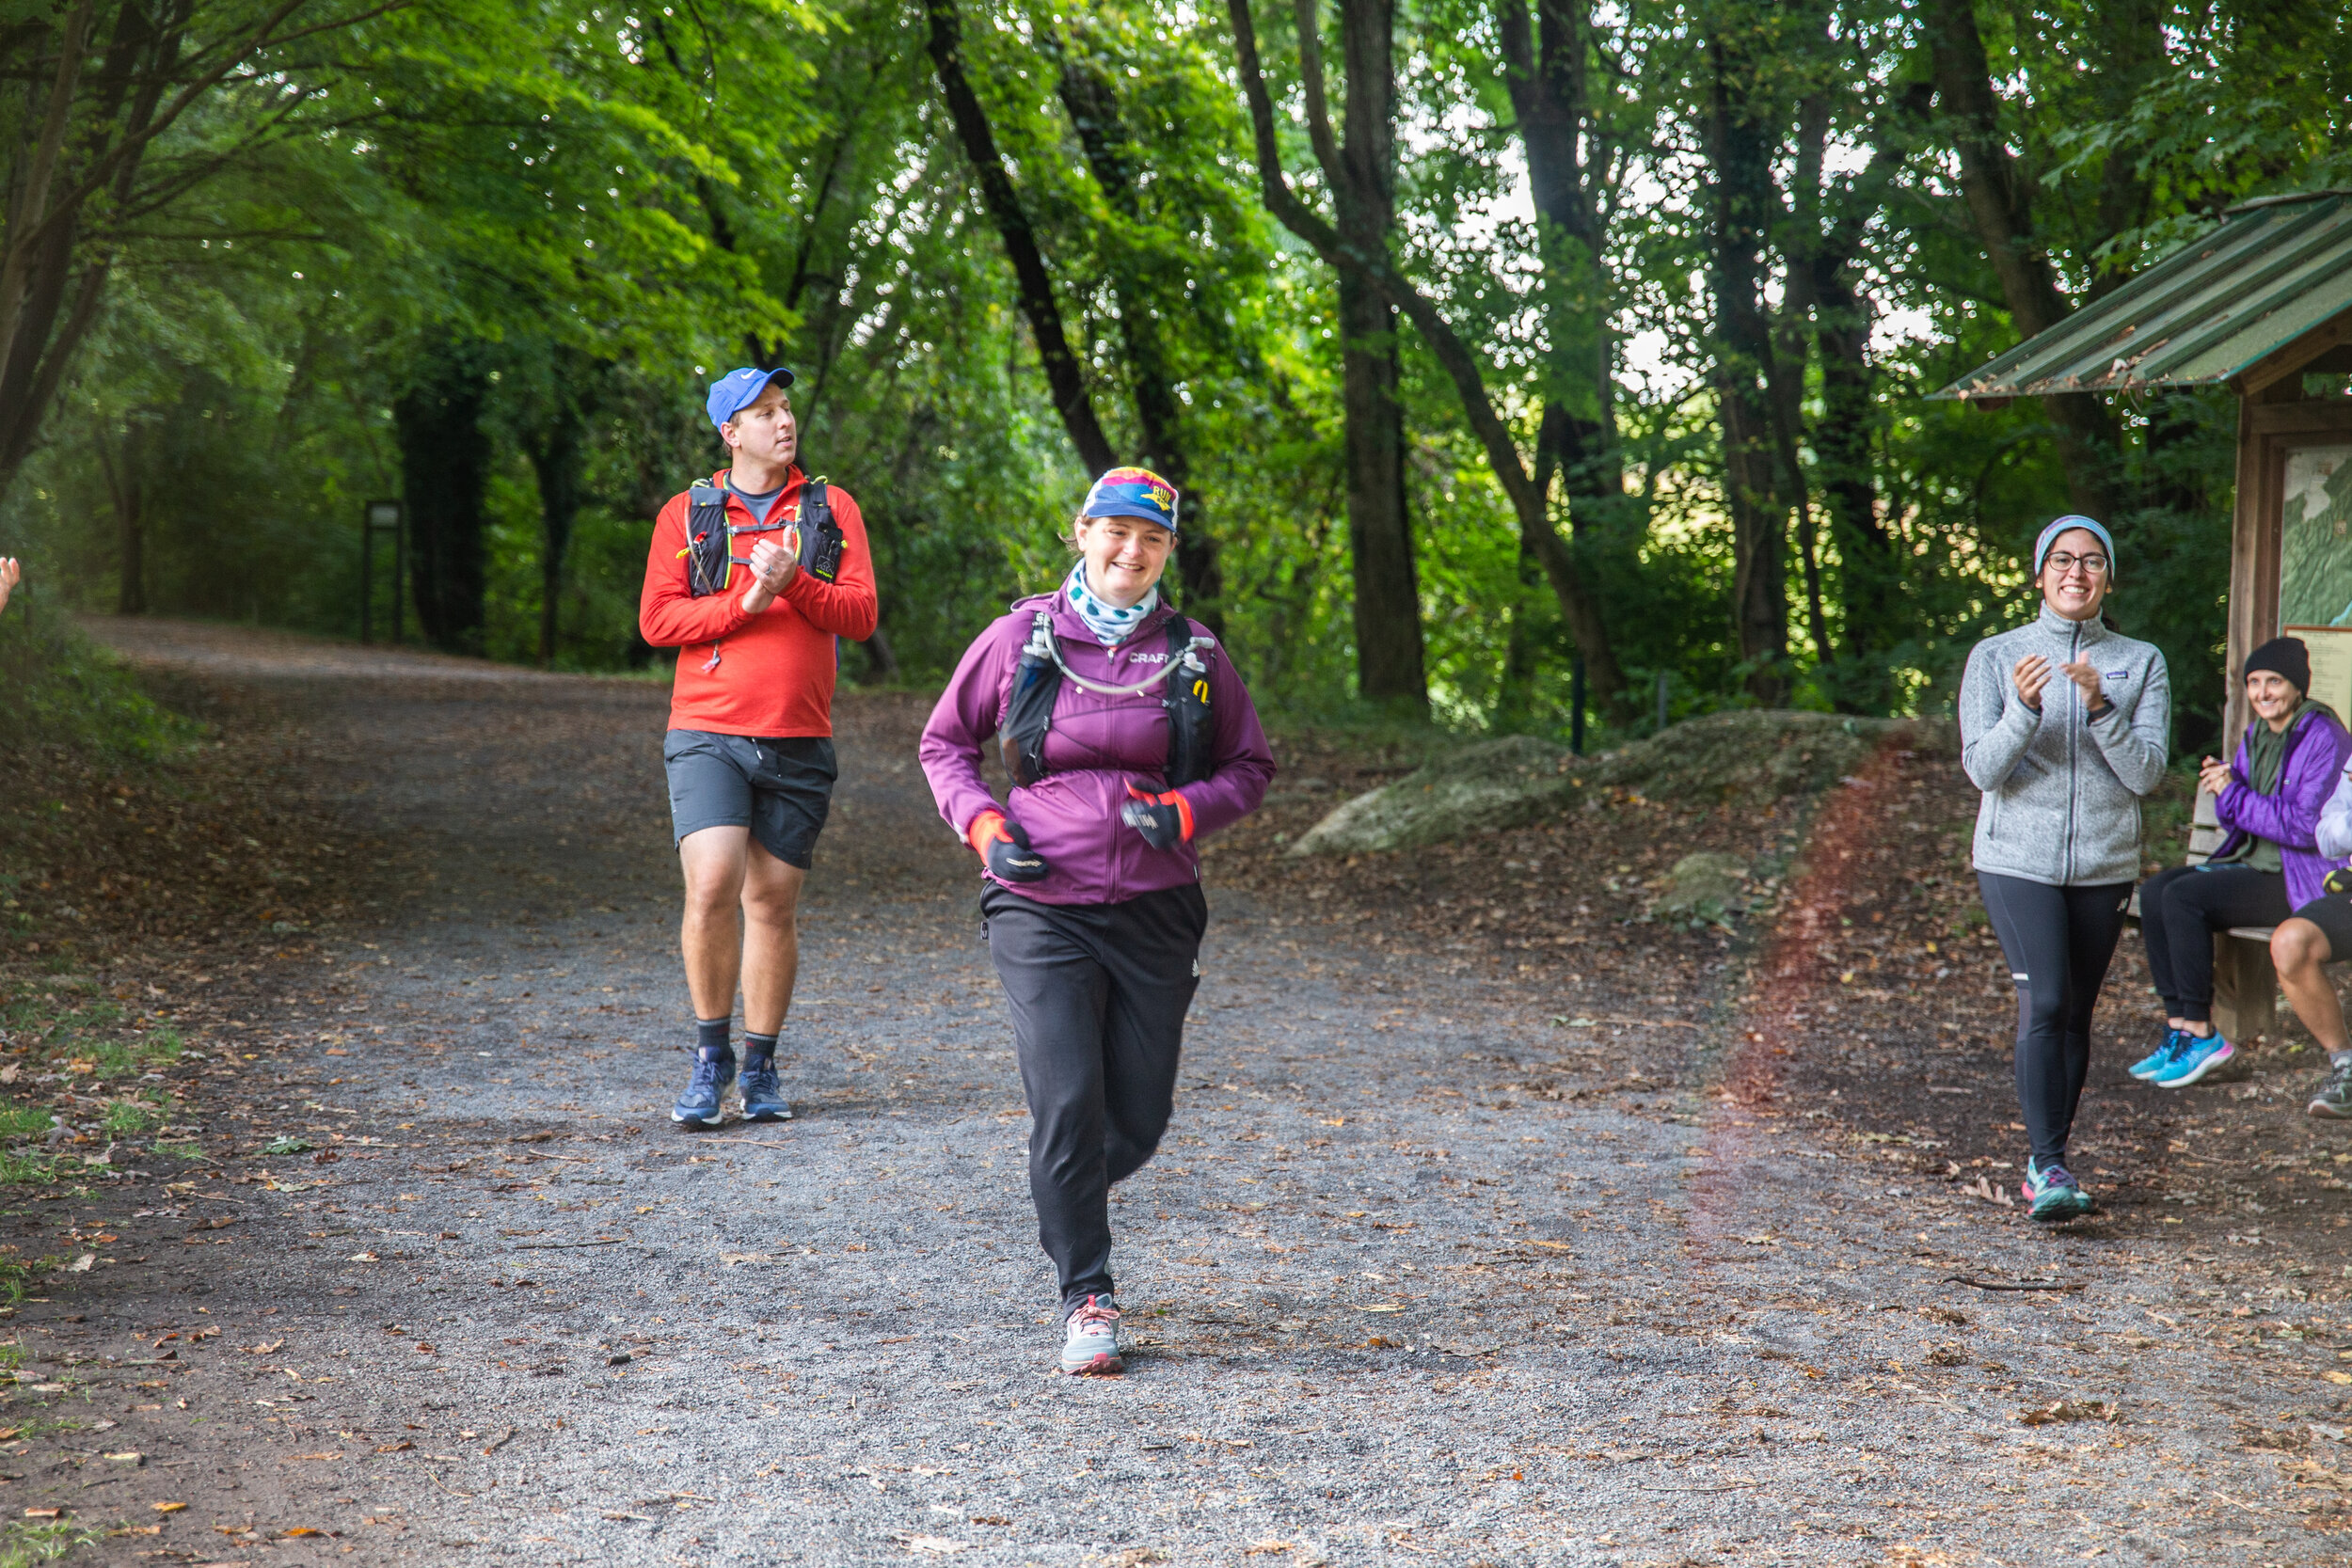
3, 0, 2346, 742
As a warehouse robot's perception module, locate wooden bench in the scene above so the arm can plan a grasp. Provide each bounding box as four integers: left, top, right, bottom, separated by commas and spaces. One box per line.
2131, 790, 2279, 1040
2215, 925, 2279, 1041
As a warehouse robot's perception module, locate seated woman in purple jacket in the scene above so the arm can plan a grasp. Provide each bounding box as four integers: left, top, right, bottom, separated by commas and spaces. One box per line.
2133, 637, 2351, 1087
918, 467, 1275, 1377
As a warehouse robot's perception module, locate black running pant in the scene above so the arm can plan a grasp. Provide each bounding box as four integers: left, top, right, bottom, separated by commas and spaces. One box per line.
2137, 862, 2290, 1023
983, 881, 1206, 1313
1977, 873, 2133, 1163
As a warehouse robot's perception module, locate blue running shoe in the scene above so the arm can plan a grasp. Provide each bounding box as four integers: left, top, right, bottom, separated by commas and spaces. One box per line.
2128, 1029, 2187, 1081
2153, 1032, 2233, 1087
739, 1057, 791, 1123
2020, 1157, 2093, 1222
671, 1050, 735, 1129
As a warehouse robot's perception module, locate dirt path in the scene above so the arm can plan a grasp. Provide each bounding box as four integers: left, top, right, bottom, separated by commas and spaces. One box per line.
7, 618, 2346, 1566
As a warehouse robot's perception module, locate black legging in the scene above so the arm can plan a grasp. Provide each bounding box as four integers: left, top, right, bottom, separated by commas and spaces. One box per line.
1978, 873, 2134, 1163
2137, 863, 2291, 1023
982, 881, 1206, 1314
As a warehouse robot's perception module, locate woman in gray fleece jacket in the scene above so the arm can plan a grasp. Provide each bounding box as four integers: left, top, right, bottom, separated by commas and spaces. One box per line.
1960, 516, 2170, 1221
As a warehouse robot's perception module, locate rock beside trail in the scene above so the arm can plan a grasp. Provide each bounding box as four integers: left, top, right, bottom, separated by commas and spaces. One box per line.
1651, 851, 1754, 924
1288, 734, 1574, 855
1290, 709, 1953, 857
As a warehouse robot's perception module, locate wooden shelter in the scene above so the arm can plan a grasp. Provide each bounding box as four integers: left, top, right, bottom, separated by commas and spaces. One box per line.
1933, 189, 2352, 1037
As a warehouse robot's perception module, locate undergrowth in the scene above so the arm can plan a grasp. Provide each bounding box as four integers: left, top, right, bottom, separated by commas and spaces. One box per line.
0, 1517, 103, 1567
0, 609, 199, 764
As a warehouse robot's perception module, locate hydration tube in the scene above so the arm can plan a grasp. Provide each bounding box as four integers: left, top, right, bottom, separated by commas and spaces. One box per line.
1023, 611, 1213, 698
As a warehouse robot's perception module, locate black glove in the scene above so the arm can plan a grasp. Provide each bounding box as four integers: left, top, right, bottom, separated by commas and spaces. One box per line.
1121, 785, 1193, 851
976, 812, 1049, 883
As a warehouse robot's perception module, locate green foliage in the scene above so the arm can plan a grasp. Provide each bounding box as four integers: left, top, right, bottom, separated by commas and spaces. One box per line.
0, 1517, 103, 1568
0, 613, 201, 763
0, 1110, 51, 1141
0, 0, 2342, 736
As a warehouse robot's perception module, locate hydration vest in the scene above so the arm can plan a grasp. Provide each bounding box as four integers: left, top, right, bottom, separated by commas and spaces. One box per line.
684, 473, 845, 598
999, 608, 1216, 790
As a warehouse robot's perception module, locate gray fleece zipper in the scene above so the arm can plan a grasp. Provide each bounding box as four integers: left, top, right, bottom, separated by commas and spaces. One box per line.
1959, 606, 2170, 888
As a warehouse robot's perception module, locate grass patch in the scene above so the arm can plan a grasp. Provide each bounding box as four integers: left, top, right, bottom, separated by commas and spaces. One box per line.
0, 610, 201, 764
0, 1109, 49, 1141
0, 1516, 103, 1567
151, 1141, 201, 1162
0, 1154, 59, 1186
99, 1101, 157, 1136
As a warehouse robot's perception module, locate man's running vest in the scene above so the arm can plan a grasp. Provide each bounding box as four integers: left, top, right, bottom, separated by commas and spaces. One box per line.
999, 610, 1215, 789
684, 474, 844, 598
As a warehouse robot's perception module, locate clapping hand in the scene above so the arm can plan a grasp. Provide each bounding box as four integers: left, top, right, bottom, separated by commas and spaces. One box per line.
739, 536, 799, 612
0, 557, 18, 617
2011, 654, 2052, 711
2058, 658, 2106, 712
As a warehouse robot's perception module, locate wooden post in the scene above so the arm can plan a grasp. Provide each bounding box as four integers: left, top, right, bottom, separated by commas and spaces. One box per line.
2212, 930, 2277, 1043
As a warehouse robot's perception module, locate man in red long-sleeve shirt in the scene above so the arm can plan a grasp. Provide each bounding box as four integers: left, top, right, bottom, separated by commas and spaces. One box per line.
639, 366, 879, 1129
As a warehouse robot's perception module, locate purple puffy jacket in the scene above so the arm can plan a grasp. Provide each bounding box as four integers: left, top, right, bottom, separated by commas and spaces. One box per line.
2212, 705, 2352, 908
919, 594, 1276, 906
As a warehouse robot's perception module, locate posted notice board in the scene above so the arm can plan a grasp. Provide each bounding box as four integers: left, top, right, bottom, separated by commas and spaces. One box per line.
2284, 625, 2352, 721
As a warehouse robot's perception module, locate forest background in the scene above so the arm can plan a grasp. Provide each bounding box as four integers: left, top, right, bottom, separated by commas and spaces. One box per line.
0, 0, 2345, 747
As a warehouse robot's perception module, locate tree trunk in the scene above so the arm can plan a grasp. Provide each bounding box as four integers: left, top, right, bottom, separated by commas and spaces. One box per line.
1336, 265, 1423, 709
1813, 262, 1896, 672
1924, 0, 2120, 521
1702, 30, 1788, 704
863, 626, 902, 683
99, 424, 144, 615
1052, 25, 1222, 631
527, 409, 582, 667
396, 341, 492, 657
924, 0, 1118, 476
1496, 0, 1628, 712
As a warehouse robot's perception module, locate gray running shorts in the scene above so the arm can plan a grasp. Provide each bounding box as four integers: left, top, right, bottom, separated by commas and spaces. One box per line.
661, 731, 837, 869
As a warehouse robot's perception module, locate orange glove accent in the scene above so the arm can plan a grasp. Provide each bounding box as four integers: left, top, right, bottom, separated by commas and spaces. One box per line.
967, 810, 1009, 856
1120, 785, 1194, 848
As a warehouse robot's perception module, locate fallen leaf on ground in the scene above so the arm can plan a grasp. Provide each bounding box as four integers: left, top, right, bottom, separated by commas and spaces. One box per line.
153, 1501, 187, 1513
2019, 1400, 2118, 1427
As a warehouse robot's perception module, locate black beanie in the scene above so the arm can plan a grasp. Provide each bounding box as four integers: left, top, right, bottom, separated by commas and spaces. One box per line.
2244, 636, 2311, 694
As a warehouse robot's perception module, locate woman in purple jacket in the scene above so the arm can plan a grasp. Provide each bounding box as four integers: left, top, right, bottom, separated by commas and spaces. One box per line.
2133, 637, 2351, 1087
919, 467, 1275, 1377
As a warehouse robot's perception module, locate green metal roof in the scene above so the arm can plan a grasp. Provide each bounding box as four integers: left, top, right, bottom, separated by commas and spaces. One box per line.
1931, 190, 2352, 401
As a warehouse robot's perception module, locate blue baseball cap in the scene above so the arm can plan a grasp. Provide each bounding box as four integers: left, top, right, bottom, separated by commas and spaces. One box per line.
2034, 514, 2116, 577
706, 366, 795, 431
1080, 466, 1180, 533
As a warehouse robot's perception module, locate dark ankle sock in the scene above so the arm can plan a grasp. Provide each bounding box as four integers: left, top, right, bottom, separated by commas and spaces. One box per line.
695, 1017, 733, 1063
742, 1030, 778, 1067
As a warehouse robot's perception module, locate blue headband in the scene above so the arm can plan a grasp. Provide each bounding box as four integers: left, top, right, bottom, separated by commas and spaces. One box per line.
2034, 515, 2115, 576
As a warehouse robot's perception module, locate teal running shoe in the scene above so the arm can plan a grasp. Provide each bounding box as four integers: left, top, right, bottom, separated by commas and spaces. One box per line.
670, 1049, 735, 1129
2153, 1032, 2233, 1087
2128, 1029, 2188, 1081
2021, 1157, 2093, 1222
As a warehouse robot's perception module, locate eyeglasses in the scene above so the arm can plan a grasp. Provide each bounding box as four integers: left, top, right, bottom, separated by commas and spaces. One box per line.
2045, 551, 2109, 576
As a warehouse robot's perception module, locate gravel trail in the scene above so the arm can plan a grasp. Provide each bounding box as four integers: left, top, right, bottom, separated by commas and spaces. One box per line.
16, 618, 2345, 1567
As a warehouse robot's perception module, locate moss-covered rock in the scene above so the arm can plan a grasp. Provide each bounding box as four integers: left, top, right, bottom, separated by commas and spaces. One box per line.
1287, 734, 1574, 855
1651, 850, 1754, 924
1289, 710, 1954, 857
